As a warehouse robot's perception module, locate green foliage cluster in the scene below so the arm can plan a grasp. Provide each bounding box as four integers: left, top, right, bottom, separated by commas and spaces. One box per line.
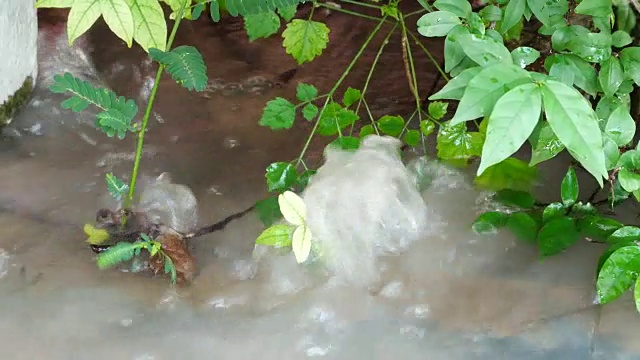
34, 0, 640, 311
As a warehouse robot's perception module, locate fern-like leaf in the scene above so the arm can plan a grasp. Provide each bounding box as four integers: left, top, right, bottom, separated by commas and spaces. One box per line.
96, 242, 140, 269
149, 46, 208, 92
163, 254, 178, 284
105, 173, 129, 200
210, 0, 308, 18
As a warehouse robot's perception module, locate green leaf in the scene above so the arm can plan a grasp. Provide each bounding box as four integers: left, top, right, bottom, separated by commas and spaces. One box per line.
541, 80, 607, 186
495, 189, 535, 208
599, 57, 625, 97
612, 30, 632, 48
607, 226, 640, 243
575, 0, 613, 16
302, 103, 318, 121
608, 179, 631, 206
192, 3, 204, 19
570, 201, 597, 216
429, 67, 481, 101
457, 34, 513, 67
475, 157, 538, 191
125, 0, 168, 52
537, 217, 580, 256
450, 63, 530, 125
255, 224, 294, 247
297, 169, 315, 189
560, 166, 579, 206
597, 245, 640, 303
605, 105, 635, 146
528, 121, 565, 166
66, 0, 103, 46
618, 168, 640, 193
477, 83, 542, 175
96, 108, 131, 139
84, 223, 111, 245
567, 32, 612, 63
527, 0, 568, 27
617, 149, 640, 170
149, 46, 208, 92
615, 2, 636, 34
318, 103, 359, 136
544, 54, 600, 96
542, 202, 566, 223
420, 120, 436, 136
377, 115, 405, 137
480, 5, 502, 22
428, 101, 448, 120
433, 0, 472, 18
35, 0, 75, 7
511, 47, 540, 68
597, 94, 631, 120
444, 26, 472, 72
105, 173, 129, 201
498, 0, 526, 34
265, 162, 297, 192
259, 97, 296, 130
577, 215, 623, 241
282, 19, 330, 65
277, 4, 297, 22
436, 122, 484, 161
210, 0, 220, 21
163, 255, 177, 284
360, 124, 375, 138
620, 47, 640, 86
635, 277, 640, 313
467, 12, 486, 36
278, 190, 307, 226
254, 196, 283, 227
296, 83, 318, 102
472, 211, 510, 233
403, 130, 421, 147
417, 11, 462, 37
343, 87, 362, 107
100, 0, 134, 47
244, 11, 281, 41
96, 242, 139, 269
330, 136, 361, 151
506, 212, 539, 243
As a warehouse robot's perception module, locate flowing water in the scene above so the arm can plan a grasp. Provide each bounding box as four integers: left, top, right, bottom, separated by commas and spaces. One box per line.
1, 6, 640, 360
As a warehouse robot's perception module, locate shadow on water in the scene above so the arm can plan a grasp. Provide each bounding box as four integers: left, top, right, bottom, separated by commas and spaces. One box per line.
1, 4, 640, 360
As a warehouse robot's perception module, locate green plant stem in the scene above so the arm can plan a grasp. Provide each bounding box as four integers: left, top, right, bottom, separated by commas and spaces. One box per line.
408, 31, 449, 82
317, 3, 384, 21
399, 13, 422, 124
350, 23, 399, 136
125, 2, 187, 208
338, 0, 382, 9
295, 15, 388, 168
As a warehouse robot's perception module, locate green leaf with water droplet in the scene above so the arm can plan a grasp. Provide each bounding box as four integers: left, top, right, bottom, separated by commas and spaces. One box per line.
599, 57, 624, 97
296, 83, 318, 102
537, 217, 580, 257
457, 34, 513, 67
541, 80, 607, 186
475, 157, 537, 191
443, 26, 471, 72
472, 211, 509, 234
282, 19, 329, 65
511, 47, 540, 68
429, 67, 481, 101
607, 226, 640, 243
527, 0, 568, 27
244, 11, 281, 41
578, 215, 623, 241
420, 120, 436, 136
428, 101, 448, 120
567, 32, 612, 63
605, 105, 635, 147
377, 115, 405, 137
450, 63, 530, 125
597, 245, 640, 303
528, 121, 565, 166
542, 202, 566, 223
417, 11, 462, 37
318, 103, 359, 136
265, 162, 297, 192
575, 0, 612, 17
620, 47, 640, 86
478, 83, 541, 176
506, 212, 539, 243
436, 122, 484, 162
560, 166, 579, 206
259, 97, 296, 129
433, 0, 472, 18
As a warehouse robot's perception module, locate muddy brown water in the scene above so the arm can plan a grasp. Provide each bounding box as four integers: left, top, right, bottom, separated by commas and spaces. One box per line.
1, 5, 640, 359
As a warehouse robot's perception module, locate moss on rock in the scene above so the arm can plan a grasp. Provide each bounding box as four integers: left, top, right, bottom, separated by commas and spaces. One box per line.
0, 76, 34, 126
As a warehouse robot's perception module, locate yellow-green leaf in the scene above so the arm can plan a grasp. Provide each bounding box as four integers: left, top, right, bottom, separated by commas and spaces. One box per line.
35, 0, 75, 8
125, 0, 168, 52
101, 0, 135, 47
278, 190, 306, 226
67, 0, 103, 46
83, 223, 111, 245
292, 225, 312, 263
161, 0, 193, 19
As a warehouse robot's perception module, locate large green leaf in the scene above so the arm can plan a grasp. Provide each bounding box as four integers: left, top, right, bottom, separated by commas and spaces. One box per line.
125, 0, 167, 52
597, 245, 640, 304
528, 121, 565, 166
429, 67, 481, 101
541, 80, 607, 186
417, 11, 462, 37
282, 19, 330, 65
478, 83, 542, 175
457, 34, 513, 67
450, 64, 530, 125
149, 46, 208, 92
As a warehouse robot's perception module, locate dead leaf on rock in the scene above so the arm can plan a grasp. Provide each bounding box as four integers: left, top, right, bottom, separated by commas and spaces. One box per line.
149, 226, 196, 285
